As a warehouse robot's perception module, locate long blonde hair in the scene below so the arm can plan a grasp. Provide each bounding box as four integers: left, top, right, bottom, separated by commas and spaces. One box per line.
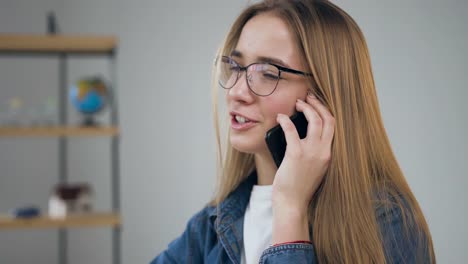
210, 0, 435, 263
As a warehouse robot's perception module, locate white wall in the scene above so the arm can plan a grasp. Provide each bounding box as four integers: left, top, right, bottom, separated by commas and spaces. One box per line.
0, 0, 466, 263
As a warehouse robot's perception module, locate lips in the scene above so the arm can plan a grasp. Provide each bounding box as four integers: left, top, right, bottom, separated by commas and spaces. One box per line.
229, 111, 259, 123
229, 111, 259, 131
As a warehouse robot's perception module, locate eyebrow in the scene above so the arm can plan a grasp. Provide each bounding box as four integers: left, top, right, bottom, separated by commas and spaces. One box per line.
230, 50, 292, 68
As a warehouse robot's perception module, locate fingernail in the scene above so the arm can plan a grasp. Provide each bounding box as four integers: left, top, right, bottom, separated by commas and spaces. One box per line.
297, 99, 304, 103
277, 113, 286, 121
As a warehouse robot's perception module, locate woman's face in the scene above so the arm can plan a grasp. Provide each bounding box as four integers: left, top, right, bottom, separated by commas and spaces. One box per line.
226, 12, 310, 155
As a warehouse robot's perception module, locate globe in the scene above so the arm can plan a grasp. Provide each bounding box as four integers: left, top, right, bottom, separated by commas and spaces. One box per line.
69, 77, 108, 126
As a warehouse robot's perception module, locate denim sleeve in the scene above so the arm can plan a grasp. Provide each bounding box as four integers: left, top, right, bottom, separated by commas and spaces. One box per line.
150, 207, 211, 264
377, 202, 431, 263
259, 202, 429, 263
259, 243, 318, 264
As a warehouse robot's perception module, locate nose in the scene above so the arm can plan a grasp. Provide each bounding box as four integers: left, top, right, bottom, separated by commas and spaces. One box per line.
226, 71, 255, 104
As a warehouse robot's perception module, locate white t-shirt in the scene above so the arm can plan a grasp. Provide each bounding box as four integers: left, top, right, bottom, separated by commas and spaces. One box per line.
240, 184, 273, 264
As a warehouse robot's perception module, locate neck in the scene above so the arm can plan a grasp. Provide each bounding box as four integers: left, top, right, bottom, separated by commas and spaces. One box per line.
254, 151, 277, 185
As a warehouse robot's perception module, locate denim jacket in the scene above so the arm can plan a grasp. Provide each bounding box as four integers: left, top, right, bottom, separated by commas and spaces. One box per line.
151, 171, 429, 263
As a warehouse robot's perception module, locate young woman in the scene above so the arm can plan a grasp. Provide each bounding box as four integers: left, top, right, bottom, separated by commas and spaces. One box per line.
151, 0, 435, 263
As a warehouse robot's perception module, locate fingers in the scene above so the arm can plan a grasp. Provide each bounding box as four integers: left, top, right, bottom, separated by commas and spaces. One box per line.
295, 98, 322, 142
276, 113, 301, 150
278, 93, 335, 158
305, 94, 335, 143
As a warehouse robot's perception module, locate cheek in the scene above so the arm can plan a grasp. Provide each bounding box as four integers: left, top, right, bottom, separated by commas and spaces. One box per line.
262, 97, 297, 121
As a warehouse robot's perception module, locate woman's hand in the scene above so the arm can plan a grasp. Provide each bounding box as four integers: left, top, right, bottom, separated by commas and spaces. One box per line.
272, 93, 335, 212
271, 93, 335, 244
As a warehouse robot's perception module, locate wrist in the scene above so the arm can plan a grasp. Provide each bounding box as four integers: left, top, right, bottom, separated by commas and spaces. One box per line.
273, 205, 309, 228
272, 204, 310, 244
272, 199, 309, 217
272, 190, 310, 213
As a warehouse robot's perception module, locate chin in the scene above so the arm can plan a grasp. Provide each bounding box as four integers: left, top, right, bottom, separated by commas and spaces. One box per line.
229, 131, 266, 154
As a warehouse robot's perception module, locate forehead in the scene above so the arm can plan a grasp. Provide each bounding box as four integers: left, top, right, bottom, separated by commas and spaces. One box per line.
235, 12, 302, 69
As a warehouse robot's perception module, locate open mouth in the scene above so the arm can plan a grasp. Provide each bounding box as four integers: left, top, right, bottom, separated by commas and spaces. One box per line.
234, 115, 252, 124
230, 113, 258, 130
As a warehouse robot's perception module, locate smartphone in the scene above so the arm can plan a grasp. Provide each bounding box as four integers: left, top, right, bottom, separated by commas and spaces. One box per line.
265, 111, 308, 168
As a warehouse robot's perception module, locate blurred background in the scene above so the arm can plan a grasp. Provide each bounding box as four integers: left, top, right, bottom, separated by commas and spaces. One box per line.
0, 0, 466, 263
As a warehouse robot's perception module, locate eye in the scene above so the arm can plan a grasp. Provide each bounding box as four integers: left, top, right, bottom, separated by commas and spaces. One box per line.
262, 72, 280, 80
229, 64, 241, 71
223, 57, 241, 71
258, 65, 280, 80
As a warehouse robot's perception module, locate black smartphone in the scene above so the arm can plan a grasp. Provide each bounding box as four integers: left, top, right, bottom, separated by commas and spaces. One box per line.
265, 111, 308, 168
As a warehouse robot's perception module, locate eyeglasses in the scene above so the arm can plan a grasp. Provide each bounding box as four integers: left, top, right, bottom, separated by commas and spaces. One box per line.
216, 56, 312, 96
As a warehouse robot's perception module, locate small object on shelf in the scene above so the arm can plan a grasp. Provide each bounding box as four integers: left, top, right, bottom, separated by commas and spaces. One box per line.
47, 11, 59, 35
4, 97, 24, 126
38, 96, 58, 126
0, 97, 58, 127
69, 76, 108, 126
11, 206, 41, 218
48, 183, 94, 219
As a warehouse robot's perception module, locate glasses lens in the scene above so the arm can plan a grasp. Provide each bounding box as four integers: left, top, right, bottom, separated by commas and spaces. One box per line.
247, 63, 280, 96
218, 56, 239, 89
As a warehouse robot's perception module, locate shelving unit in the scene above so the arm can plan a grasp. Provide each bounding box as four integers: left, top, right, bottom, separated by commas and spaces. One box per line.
0, 34, 117, 53
0, 126, 119, 137
0, 213, 120, 229
0, 33, 121, 264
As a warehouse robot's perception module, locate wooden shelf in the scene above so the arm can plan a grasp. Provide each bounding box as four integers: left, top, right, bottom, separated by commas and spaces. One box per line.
0, 34, 117, 54
0, 126, 119, 137
0, 212, 121, 230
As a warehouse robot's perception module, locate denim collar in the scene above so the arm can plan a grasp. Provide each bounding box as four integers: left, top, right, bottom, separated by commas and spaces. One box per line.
208, 170, 257, 264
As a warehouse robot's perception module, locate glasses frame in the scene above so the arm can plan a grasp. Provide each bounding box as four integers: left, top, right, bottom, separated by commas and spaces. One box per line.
218, 56, 313, 96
